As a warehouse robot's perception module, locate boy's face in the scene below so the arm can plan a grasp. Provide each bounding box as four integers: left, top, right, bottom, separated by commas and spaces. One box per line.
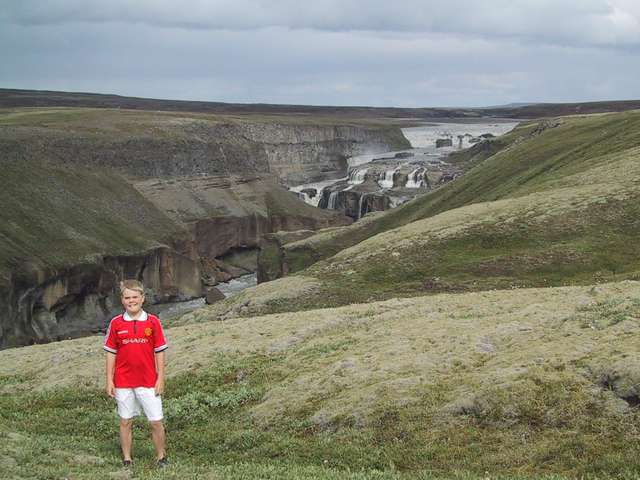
121, 288, 144, 317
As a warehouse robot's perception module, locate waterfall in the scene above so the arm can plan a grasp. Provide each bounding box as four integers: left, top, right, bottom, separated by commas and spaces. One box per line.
378, 167, 399, 188
357, 193, 368, 220
389, 196, 410, 208
348, 168, 368, 185
328, 191, 339, 210
289, 176, 348, 208
405, 168, 425, 188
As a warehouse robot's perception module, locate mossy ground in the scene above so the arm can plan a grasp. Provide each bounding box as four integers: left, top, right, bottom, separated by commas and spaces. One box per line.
226, 110, 640, 315
4, 108, 640, 478
0, 158, 182, 284
279, 111, 640, 276
5, 282, 640, 479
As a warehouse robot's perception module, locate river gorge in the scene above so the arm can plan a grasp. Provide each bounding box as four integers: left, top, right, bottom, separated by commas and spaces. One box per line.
0, 102, 517, 348
290, 120, 517, 220
0, 109, 407, 348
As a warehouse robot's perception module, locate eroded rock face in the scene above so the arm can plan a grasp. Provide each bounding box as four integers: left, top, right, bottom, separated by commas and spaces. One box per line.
240, 123, 409, 185
1, 119, 409, 186
205, 287, 225, 304
192, 213, 350, 260
0, 246, 202, 349
257, 230, 318, 283
0, 111, 401, 348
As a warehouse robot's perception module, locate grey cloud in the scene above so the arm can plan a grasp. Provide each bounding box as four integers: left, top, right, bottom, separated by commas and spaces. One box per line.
2, 19, 638, 107
3, 0, 640, 48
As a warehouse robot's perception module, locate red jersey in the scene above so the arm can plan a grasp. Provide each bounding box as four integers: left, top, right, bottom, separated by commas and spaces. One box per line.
103, 311, 168, 388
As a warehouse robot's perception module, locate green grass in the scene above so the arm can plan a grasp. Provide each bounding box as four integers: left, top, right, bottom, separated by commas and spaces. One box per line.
230, 189, 640, 317
235, 110, 640, 315
278, 111, 640, 275
4, 348, 640, 478
0, 158, 182, 283
5, 281, 640, 478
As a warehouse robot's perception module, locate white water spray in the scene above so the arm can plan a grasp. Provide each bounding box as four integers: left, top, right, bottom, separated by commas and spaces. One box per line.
378, 166, 399, 188
406, 168, 426, 188
348, 168, 368, 185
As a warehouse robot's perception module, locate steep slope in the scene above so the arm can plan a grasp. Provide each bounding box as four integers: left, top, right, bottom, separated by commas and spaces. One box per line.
0, 107, 408, 347
248, 111, 640, 315
2, 282, 640, 478
0, 158, 202, 347
0, 107, 409, 184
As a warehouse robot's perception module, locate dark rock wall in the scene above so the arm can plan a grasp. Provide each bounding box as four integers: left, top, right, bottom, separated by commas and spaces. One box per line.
192, 213, 349, 260
0, 246, 202, 349
257, 230, 318, 283
1, 121, 408, 184
0, 114, 405, 348
318, 188, 392, 220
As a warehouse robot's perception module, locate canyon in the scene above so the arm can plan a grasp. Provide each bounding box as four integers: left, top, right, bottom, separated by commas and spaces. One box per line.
4, 90, 640, 478
0, 102, 407, 348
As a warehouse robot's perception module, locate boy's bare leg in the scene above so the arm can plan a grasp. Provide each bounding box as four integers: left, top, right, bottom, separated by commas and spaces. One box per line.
119, 418, 134, 461
150, 421, 166, 460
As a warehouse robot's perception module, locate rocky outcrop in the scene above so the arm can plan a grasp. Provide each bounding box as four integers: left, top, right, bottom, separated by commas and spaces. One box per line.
0, 246, 202, 349
0, 112, 410, 185
192, 213, 346, 260
257, 230, 319, 283
240, 123, 409, 185
314, 159, 462, 220
0, 109, 401, 348
318, 187, 393, 220
205, 287, 225, 304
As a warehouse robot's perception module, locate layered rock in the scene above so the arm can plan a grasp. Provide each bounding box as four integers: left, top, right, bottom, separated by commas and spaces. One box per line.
315, 159, 461, 220
240, 122, 409, 185
1, 108, 399, 347
0, 111, 409, 185
0, 245, 202, 349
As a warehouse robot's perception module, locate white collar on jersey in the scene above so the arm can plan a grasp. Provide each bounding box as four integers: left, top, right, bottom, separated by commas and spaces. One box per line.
123, 310, 148, 321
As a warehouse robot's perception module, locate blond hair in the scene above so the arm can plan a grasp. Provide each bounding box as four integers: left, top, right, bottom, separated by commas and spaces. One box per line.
120, 279, 145, 296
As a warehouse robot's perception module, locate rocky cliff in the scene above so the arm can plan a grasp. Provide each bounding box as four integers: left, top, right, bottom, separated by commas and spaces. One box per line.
239, 122, 409, 184
0, 245, 202, 348
0, 107, 400, 347
0, 109, 409, 184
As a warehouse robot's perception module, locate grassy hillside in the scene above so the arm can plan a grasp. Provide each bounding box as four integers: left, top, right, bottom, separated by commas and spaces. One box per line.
2, 281, 640, 478
0, 158, 182, 286
243, 110, 640, 315
3, 88, 640, 120
4, 107, 640, 479
0, 106, 371, 287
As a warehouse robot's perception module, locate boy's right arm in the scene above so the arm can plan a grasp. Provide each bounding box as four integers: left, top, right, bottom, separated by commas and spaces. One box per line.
104, 318, 119, 397
105, 353, 116, 397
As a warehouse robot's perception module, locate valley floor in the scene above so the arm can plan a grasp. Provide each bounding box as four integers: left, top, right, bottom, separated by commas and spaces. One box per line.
2, 281, 640, 479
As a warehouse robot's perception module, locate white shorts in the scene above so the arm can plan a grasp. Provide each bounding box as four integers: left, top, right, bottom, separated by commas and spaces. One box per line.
115, 387, 164, 422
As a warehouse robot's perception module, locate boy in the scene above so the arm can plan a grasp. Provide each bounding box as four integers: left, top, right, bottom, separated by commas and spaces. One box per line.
104, 279, 168, 467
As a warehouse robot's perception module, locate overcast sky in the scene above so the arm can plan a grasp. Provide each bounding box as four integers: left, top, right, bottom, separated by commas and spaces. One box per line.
1, 0, 639, 107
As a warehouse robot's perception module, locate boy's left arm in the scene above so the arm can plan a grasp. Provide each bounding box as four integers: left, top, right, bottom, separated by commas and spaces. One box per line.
153, 316, 168, 396
155, 351, 165, 395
